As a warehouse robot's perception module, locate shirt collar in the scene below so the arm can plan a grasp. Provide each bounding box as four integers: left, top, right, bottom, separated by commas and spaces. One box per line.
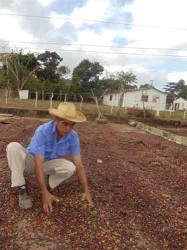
51, 121, 72, 143
52, 121, 56, 134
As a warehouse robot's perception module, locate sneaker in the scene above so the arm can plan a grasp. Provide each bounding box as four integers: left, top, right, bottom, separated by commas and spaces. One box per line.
19, 187, 32, 209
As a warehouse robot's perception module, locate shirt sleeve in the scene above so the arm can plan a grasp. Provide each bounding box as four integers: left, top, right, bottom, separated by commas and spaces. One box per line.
27, 126, 46, 156
69, 132, 81, 156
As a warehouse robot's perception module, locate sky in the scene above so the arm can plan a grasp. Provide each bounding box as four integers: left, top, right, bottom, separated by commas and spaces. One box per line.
0, 0, 187, 90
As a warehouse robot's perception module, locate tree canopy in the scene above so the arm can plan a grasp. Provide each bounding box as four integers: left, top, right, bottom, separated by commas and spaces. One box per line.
5, 51, 39, 93
101, 71, 137, 91
164, 79, 186, 95
72, 59, 104, 93
0, 50, 69, 95
36, 51, 63, 83
139, 83, 153, 89
116, 71, 137, 90
164, 79, 187, 105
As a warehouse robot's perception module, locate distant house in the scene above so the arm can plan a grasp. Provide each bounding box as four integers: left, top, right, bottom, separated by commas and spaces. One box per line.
103, 87, 167, 111
173, 97, 187, 111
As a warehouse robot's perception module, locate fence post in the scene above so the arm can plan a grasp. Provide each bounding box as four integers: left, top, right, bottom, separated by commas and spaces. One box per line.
5, 89, 8, 104
35, 91, 38, 108
80, 95, 83, 111
183, 108, 187, 120
50, 92, 54, 108
156, 109, 160, 116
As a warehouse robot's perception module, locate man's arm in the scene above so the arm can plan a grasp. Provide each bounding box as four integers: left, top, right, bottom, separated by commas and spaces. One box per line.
73, 155, 93, 206
34, 155, 59, 215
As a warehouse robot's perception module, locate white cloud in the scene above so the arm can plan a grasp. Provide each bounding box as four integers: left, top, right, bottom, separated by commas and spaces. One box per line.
71, 0, 111, 21
167, 72, 187, 83
50, 12, 69, 29
50, 0, 112, 29
1, 0, 187, 89
104, 64, 148, 74
124, 0, 187, 50
38, 0, 55, 6
0, 10, 34, 43
76, 28, 115, 47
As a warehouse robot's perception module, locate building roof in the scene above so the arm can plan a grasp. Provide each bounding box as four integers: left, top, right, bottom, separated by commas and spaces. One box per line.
174, 97, 187, 102
106, 87, 167, 95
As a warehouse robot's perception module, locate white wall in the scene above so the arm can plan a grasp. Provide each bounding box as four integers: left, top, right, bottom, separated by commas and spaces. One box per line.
103, 93, 120, 106
19, 90, 29, 99
173, 97, 187, 110
103, 89, 167, 111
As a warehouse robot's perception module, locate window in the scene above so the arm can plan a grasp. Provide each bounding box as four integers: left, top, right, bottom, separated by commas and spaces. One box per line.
141, 95, 148, 102
110, 95, 113, 101
152, 96, 159, 103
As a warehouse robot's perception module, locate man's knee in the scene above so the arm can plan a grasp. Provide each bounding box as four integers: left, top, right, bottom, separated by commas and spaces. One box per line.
55, 160, 76, 176
67, 161, 76, 176
6, 142, 22, 153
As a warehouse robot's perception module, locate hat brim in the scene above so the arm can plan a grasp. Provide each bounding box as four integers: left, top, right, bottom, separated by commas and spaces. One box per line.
48, 108, 86, 122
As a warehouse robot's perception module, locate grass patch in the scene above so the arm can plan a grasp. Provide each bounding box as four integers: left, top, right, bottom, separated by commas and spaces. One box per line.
1, 97, 187, 120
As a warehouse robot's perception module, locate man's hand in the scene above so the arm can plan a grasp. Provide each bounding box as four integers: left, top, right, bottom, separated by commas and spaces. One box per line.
82, 189, 93, 207
42, 191, 60, 215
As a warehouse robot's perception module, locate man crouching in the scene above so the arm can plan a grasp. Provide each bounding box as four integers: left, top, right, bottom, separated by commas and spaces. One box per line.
6, 102, 93, 215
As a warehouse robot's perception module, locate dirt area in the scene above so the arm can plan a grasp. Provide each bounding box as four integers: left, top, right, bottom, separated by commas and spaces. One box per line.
158, 126, 187, 138
0, 117, 187, 250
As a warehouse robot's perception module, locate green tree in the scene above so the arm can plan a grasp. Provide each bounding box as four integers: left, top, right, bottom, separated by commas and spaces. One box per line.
36, 51, 63, 83
101, 71, 137, 91
100, 71, 118, 90
6, 51, 38, 95
164, 79, 187, 105
116, 71, 137, 117
177, 80, 187, 99
72, 59, 104, 93
0, 67, 7, 88
117, 71, 137, 89
57, 65, 70, 79
164, 79, 186, 95
24, 77, 44, 91
140, 83, 153, 89
164, 81, 178, 95
55, 79, 70, 92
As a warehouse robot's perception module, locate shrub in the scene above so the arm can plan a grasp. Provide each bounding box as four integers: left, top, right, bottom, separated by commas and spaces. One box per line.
126, 107, 155, 118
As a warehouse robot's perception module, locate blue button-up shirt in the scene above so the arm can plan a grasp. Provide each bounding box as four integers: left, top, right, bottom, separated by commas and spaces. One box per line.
27, 121, 80, 162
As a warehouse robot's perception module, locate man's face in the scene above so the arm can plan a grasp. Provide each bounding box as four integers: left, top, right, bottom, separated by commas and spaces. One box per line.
56, 119, 76, 136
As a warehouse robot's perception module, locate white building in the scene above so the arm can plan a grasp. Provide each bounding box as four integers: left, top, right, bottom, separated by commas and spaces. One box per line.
103, 87, 167, 111
173, 97, 187, 111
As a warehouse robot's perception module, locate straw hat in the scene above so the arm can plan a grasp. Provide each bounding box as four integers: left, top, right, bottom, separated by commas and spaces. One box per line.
48, 102, 86, 122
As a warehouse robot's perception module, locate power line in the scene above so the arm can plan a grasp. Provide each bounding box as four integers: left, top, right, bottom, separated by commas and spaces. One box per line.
0, 12, 187, 31
0, 40, 187, 52
3, 46, 187, 58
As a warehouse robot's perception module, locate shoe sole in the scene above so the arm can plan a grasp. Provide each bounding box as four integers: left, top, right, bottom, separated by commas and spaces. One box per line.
19, 198, 33, 209
19, 203, 32, 209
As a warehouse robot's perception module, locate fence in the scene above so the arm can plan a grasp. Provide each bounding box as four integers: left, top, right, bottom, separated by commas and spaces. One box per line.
0, 89, 17, 98
1, 88, 187, 121
0, 89, 105, 111
0, 89, 98, 102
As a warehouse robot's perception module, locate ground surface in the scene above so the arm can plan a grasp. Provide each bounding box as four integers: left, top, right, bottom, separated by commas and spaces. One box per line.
0, 117, 187, 250
159, 126, 187, 137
